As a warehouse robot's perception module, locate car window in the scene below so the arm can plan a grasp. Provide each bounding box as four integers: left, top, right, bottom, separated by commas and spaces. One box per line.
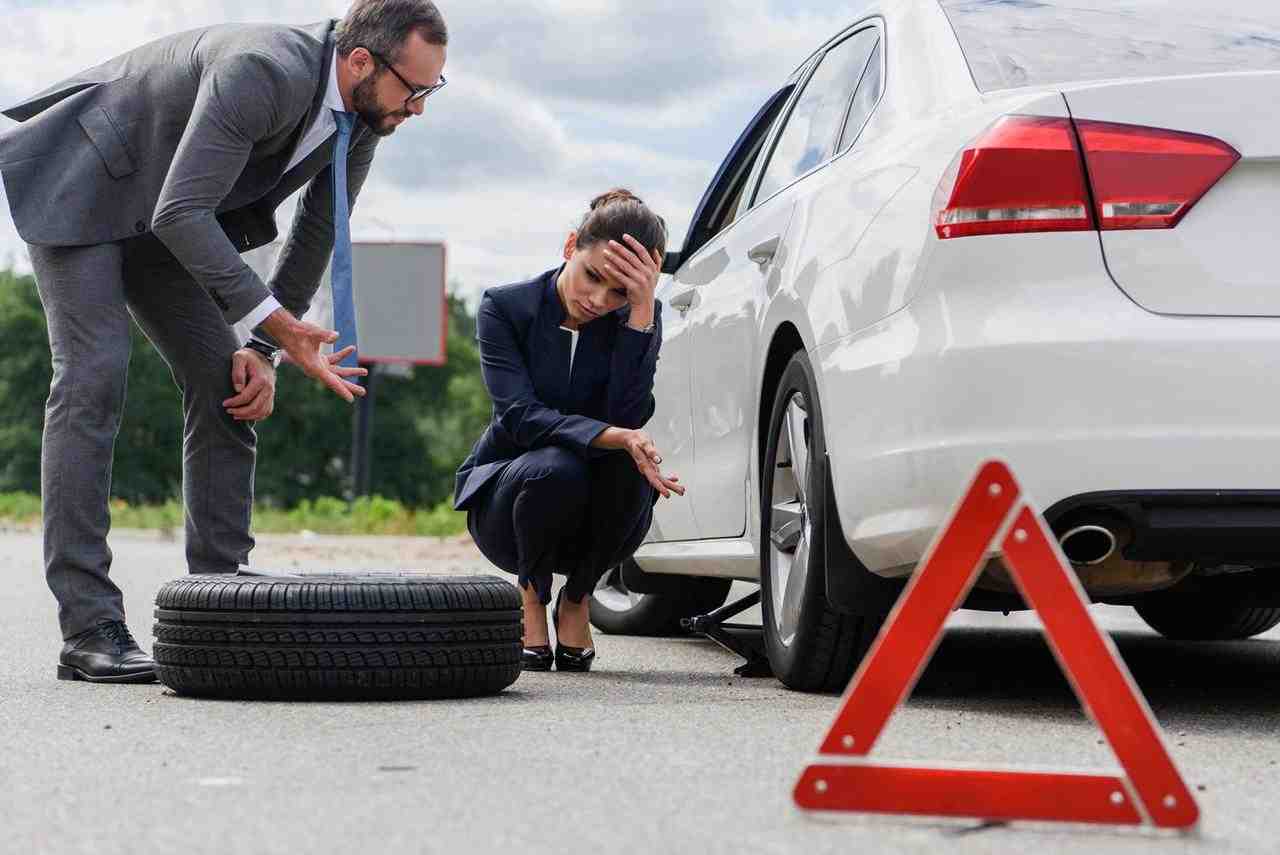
681, 86, 794, 261
707, 94, 789, 237
730, 95, 794, 223
753, 26, 880, 205
837, 39, 883, 153
714, 94, 797, 232
940, 0, 1280, 91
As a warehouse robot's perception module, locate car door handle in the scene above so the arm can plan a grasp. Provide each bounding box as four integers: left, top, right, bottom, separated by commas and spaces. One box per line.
747, 235, 781, 268
669, 288, 697, 313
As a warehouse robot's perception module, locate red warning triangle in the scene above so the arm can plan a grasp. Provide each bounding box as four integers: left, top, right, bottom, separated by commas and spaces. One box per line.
794, 461, 1199, 829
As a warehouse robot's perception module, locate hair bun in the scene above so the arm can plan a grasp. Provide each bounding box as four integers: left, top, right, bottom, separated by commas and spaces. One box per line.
590, 188, 642, 211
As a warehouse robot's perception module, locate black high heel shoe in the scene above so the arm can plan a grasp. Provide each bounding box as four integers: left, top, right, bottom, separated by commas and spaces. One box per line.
552, 589, 596, 673
522, 645, 553, 672
521, 587, 554, 671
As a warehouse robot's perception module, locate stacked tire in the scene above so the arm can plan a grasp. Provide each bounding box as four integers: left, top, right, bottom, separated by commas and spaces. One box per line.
153, 573, 523, 700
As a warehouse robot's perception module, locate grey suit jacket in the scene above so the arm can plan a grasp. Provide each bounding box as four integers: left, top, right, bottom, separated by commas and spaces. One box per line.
0, 20, 380, 327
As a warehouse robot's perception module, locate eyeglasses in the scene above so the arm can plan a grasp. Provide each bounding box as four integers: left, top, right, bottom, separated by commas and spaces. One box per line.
364, 48, 448, 107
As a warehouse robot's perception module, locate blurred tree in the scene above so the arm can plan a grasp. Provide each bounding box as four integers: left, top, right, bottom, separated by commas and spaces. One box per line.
0, 269, 52, 494
0, 268, 490, 510
255, 292, 488, 508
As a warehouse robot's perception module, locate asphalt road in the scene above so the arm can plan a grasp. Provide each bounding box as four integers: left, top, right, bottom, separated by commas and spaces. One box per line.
2, 528, 1278, 855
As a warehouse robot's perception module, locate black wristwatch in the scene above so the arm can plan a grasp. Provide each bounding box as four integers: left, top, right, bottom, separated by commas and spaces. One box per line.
244, 338, 282, 368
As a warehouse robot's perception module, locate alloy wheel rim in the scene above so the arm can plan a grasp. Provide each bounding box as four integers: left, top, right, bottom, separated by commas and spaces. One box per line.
592, 564, 645, 613
768, 393, 812, 648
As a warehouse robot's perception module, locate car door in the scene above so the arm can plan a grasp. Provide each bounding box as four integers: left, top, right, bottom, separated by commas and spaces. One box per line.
684, 24, 885, 540
648, 88, 795, 542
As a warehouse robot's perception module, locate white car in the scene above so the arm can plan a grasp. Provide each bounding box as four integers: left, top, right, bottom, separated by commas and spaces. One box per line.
588, 0, 1280, 691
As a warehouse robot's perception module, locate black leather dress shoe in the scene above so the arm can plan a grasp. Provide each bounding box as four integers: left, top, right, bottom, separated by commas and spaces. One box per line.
552, 589, 596, 673
57, 620, 157, 684
522, 645, 554, 671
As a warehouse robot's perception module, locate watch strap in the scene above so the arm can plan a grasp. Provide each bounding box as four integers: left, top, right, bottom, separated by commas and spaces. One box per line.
244, 338, 281, 367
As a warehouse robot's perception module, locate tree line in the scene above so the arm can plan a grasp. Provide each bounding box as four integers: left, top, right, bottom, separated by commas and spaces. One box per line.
0, 267, 492, 511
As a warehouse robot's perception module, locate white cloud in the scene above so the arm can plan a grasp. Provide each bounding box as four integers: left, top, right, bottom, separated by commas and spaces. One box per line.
0, 0, 860, 297
440, 0, 856, 125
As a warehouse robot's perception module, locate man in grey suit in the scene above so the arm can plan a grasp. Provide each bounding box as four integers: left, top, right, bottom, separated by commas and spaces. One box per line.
0, 0, 449, 683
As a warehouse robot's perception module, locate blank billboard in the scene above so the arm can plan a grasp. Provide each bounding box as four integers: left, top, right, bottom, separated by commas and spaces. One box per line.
242, 241, 447, 365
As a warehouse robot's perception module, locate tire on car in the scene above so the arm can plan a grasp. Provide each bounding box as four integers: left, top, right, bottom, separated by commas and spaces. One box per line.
153, 572, 523, 700
589, 559, 732, 637
759, 351, 887, 693
1135, 594, 1280, 641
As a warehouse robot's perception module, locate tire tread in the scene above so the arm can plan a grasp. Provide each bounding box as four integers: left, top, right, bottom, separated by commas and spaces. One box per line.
1136, 599, 1280, 641
761, 352, 887, 694
152, 574, 522, 700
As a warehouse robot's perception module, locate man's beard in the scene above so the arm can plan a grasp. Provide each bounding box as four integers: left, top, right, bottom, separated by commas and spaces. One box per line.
351, 75, 408, 138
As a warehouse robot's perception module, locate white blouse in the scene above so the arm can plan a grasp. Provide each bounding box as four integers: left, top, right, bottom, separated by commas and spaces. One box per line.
560, 326, 580, 377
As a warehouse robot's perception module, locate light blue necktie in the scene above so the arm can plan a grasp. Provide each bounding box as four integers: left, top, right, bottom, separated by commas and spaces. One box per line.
331, 110, 358, 369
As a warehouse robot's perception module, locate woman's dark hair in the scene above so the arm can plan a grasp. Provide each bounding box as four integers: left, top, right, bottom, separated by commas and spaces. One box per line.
575, 188, 668, 259
337, 0, 449, 62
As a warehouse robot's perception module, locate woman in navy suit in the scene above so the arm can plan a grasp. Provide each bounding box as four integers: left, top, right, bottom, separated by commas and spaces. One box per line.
454, 189, 682, 672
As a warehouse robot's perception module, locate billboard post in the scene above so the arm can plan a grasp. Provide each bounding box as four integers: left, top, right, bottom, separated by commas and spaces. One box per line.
351, 370, 377, 499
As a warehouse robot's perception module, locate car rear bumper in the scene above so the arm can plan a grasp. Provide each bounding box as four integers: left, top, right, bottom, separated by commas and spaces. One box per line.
814, 232, 1280, 576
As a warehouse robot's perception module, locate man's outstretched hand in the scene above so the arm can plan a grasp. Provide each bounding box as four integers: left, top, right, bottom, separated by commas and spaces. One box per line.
260, 308, 368, 402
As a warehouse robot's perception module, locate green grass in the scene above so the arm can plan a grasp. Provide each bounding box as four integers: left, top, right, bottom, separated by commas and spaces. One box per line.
0, 492, 42, 522
0, 492, 467, 538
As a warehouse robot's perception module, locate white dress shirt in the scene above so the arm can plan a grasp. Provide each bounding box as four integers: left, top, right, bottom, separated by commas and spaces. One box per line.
234, 50, 347, 341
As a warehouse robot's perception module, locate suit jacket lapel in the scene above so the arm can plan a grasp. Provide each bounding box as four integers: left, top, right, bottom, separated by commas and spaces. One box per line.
290, 21, 338, 162
571, 318, 611, 405
537, 271, 573, 408
257, 21, 343, 208
264, 135, 338, 207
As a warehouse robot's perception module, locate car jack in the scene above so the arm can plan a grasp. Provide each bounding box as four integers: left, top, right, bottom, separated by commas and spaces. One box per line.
682, 589, 774, 678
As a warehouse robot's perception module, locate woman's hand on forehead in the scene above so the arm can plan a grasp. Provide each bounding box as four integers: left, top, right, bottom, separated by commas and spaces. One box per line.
602, 234, 662, 306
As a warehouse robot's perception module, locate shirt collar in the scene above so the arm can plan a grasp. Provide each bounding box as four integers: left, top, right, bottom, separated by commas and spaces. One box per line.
324, 49, 346, 114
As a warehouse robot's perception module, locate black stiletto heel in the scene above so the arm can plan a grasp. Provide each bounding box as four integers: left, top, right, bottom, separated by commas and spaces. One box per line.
522, 645, 554, 671
520, 582, 554, 671
552, 588, 596, 673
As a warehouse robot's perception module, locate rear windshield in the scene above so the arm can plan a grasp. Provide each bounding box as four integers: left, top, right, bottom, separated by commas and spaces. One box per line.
940, 0, 1280, 92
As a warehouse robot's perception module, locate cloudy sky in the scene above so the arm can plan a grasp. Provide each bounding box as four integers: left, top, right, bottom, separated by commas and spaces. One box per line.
0, 0, 862, 301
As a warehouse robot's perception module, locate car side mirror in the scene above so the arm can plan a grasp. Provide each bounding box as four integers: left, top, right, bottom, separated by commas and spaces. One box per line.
661, 250, 684, 276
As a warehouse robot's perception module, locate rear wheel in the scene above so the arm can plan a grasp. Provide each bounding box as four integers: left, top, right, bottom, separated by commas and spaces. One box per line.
589, 560, 732, 636
760, 352, 882, 693
1135, 596, 1280, 640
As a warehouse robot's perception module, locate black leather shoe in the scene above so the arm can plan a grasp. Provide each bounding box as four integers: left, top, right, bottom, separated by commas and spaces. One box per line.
57, 620, 157, 684
552, 589, 596, 673
522, 645, 554, 671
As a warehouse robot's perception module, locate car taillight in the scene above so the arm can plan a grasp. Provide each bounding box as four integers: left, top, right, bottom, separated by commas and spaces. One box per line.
1074, 120, 1240, 230
934, 115, 1093, 239
934, 115, 1241, 239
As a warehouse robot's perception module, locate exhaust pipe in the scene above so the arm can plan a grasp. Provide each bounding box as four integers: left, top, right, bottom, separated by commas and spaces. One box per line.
1058, 524, 1119, 566
973, 513, 1187, 596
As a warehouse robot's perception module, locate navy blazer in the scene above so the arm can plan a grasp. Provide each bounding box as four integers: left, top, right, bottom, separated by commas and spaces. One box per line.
453, 267, 664, 511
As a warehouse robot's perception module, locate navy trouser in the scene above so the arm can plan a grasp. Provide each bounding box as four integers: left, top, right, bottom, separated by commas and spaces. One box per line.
467, 446, 656, 605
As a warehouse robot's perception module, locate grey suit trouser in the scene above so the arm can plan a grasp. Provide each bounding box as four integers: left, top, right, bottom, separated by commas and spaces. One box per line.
28, 242, 256, 639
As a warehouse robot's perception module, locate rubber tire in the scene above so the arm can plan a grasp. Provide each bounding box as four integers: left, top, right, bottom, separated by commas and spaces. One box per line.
1135, 596, 1280, 641
760, 352, 881, 693
153, 573, 523, 700
589, 561, 732, 636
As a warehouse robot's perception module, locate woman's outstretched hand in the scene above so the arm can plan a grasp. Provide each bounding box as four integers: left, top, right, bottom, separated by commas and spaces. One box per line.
624, 429, 684, 498
592, 427, 686, 499
603, 234, 662, 331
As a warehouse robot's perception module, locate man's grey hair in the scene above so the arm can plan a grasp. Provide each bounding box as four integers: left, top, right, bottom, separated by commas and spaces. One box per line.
336, 0, 449, 62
